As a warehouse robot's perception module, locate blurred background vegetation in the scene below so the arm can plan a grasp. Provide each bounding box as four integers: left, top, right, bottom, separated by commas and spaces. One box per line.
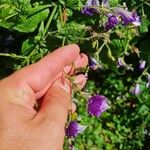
0, 0, 150, 149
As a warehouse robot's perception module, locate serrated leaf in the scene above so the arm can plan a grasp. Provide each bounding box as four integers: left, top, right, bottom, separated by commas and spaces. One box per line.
140, 17, 150, 33
13, 9, 49, 32
0, 3, 17, 20
21, 38, 36, 56
57, 22, 86, 43
0, 21, 14, 29
37, 21, 45, 37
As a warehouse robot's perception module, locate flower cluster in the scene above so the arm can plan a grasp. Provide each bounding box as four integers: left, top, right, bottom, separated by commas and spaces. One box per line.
129, 59, 148, 95
65, 95, 109, 148
65, 1, 144, 149
82, 0, 141, 30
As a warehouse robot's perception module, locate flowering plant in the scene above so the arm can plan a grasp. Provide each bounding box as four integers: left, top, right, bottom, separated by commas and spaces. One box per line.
0, 0, 150, 149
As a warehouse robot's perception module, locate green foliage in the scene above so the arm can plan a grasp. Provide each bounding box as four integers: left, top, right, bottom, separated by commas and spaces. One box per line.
66, 72, 150, 150
56, 22, 87, 43
139, 40, 150, 68
0, 1, 49, 32
0, 0, 150, 149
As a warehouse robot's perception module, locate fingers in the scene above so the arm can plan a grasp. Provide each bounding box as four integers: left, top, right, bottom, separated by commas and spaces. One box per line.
33, 73, 87, 142
63, 53, 88, 75
2, 44, 80, 93
33, 86, 70, 149
0, 44, 80, 109
35, 53, 88, 99
74, 74, 87, 89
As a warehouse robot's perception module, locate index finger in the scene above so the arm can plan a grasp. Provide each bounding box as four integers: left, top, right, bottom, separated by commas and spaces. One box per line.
2, 44, 80, 94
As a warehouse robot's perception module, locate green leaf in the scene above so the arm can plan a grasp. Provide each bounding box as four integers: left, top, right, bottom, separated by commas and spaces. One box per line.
0, 21, 14, 29
27, 5, 51, 16
57, 22, 86, 43
37, 21, 45, 37
66, 0, 78, 6
109, 0, 120, 7
0, 3, 17, 20
21, 38, 36, 56
58, 0, 65, 5
140, 17, 150, 33
13, 8, 49, 32
138, 105, 149, 115
0, 0, 32, 15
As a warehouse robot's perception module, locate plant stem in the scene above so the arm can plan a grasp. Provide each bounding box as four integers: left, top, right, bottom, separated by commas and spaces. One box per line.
95, 41, 106, 60
106, 43, 115, 61
62, 37, 66, 46
42, 5, 58, 38
0, 53, 27, 59
137, 67, 148, 82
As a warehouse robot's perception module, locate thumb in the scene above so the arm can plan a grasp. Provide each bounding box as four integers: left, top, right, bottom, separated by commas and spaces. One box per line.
33, 78, 71, 149
39, 78, 71, 125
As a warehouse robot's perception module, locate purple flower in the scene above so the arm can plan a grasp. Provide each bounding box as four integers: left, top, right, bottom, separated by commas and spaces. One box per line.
88, 95, 109, 117
132, 12, 141, 26
89, 57, 98, 70
130, 83, 141, 95
148, 74, 150, 82
82, 0, 100, 16
114, 7, 141, 26
65, 121, 87, 138
139, 60, 146, 70
105, 14, 119, 30
146, 74, 150, 88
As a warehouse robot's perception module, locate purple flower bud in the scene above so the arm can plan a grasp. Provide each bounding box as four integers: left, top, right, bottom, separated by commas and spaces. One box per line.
114, 7, 141, 26
146, 82, 150, 88
130, 83, 141, 95
102, 0, 109, 7
88, 95, 109, 117
65, 121, 87, 138
82, 0, 100, 16
117, 57, 125, 67
89, 57, 98, 70
104, 14, 119, 30
148, 74, 150, 82
146, 74, 150, 88
139, 60, 146, 70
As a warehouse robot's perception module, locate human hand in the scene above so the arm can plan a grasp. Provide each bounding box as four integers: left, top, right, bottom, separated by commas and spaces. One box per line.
0, 44, 88, 150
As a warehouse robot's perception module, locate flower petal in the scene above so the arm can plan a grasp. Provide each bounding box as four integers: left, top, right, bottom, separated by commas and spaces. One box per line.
65, 121, 87, 138
139, 60, 146, 70
114, 7, 141, 26
130, 83, 141, 95
82, 0, 100, 16
88, 95, 109, 117
102, 0, 109, 7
